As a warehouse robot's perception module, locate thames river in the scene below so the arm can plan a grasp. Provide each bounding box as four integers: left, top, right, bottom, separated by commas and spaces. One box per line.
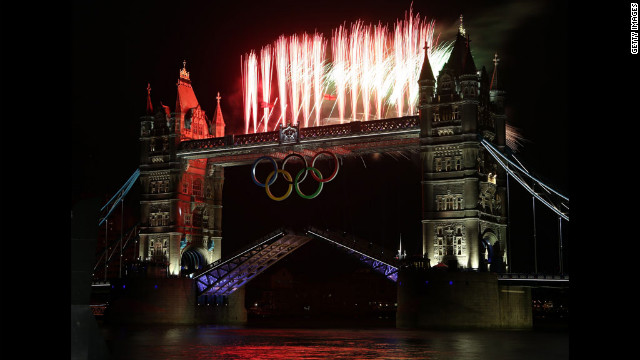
100, 325, 569, 359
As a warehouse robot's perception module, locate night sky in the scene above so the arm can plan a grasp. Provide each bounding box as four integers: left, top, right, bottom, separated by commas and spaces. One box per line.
72, 0, 572, 274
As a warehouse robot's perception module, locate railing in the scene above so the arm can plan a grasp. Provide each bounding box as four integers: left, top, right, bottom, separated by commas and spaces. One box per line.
233, 131, 279, 145
306, 227, 398, 265
178, 116, 420, 152
498, 273, 569, 281
194, 228, 286, 277
299, 122, 354, 139
306, 227, 399, 281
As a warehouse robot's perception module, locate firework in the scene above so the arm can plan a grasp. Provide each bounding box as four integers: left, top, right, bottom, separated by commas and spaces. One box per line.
241, 51, 258, 134
301, 34, 312, 127
373, 23, 387, 120
332, 25, 348, 123
312, 33, 327, 127
260, 45, 273, 132
349, 21, 362, 120
289, 35, 302, 126
275, 35, 289, 128
506, 124, 525, 152
241, 8, 452, 133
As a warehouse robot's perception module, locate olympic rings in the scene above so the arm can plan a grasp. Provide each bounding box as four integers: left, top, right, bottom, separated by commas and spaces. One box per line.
282, 153, 309, 183
251, 156, 278, 187
311, 151, 340, 183
294, 167, 323, 199
265, 170, 293, 201
250, 152, 340, 200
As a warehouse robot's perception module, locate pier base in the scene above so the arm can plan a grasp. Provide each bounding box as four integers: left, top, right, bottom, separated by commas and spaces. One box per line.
104, 278, 247, 325
396, 270, 532, 329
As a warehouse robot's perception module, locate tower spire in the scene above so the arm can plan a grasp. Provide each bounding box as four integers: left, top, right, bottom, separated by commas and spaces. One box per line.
490, 53, 501, 91
459, 14, 466, 37
180, 59, 190, 80
418, 41, 435, 82
146, 83, 153, 115
213, 91, 226, 137
462, 35, 476, 75
397, 234, 406, 260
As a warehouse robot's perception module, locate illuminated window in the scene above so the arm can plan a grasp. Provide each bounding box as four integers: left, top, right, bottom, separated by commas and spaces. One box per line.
162, 180, 169, 193
193, 179, 203, 197
445, 157, 451, 171
452, 106, 459, 120
150, 181, 157, 194
446, 197, 453, 210
455, 157, 462, 170
434, 111, 440, 122
457, 197, 464, 210
435, 158, 442, 172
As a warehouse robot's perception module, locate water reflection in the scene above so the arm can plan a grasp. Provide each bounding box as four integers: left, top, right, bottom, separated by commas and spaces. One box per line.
103, 326, 568, 360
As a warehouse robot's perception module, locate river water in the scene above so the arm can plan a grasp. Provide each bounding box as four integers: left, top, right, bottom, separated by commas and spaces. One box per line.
100, 325, 569, 360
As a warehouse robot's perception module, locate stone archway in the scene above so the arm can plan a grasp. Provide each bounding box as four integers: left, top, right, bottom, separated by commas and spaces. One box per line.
181, 247, 207, 275
481, 231, 504, 273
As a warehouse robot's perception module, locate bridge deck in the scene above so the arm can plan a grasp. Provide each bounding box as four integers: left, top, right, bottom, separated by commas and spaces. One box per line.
177, 116, 420, 165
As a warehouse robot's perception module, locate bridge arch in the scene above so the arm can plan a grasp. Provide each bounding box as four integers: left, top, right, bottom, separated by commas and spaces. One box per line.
480, 230, 504, 273
181, 246, 208, 275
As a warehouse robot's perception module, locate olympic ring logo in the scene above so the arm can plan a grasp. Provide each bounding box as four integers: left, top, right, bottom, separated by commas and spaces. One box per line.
251, 151, 340, 201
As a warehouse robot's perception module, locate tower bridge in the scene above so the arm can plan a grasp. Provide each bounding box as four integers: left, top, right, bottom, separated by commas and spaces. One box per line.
91, 19, 569, 328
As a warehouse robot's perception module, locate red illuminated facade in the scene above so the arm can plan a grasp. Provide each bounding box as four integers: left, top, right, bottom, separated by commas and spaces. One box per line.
138, 62, 225, 276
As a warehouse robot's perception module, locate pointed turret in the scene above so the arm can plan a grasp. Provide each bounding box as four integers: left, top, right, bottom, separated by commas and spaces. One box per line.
441, 15, 468, 77
418, 43, 435, 83
462, 36, 476, 75
459, 35, 478, 100
490, 53, 503, 91
174, 60, 213, 140
176, 60, 199, 115
213, 92, 226, 138
418, 41, 436, 108
489, 53, 506, 110
146, 83, 153, 115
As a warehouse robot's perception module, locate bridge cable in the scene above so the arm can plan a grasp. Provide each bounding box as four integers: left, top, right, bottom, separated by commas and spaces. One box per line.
532, 190, 537, 274
479, 138, 568, 221
483, 139, 568, 202
98, 168, 140, 226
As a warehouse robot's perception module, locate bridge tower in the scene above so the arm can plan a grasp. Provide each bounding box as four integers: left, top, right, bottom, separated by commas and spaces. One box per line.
138, 62, 224, 277
418, 18, 509, 272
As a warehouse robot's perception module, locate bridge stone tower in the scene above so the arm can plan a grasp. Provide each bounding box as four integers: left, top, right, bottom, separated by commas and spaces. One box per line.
418, 20, 508, 272
138, 62, 225, 277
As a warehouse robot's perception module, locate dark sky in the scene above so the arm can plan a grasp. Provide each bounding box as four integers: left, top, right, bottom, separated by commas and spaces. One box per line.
72, 0, 571, 274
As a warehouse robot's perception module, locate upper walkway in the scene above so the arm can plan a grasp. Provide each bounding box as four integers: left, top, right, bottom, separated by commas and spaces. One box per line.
177, 116, 420, 165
